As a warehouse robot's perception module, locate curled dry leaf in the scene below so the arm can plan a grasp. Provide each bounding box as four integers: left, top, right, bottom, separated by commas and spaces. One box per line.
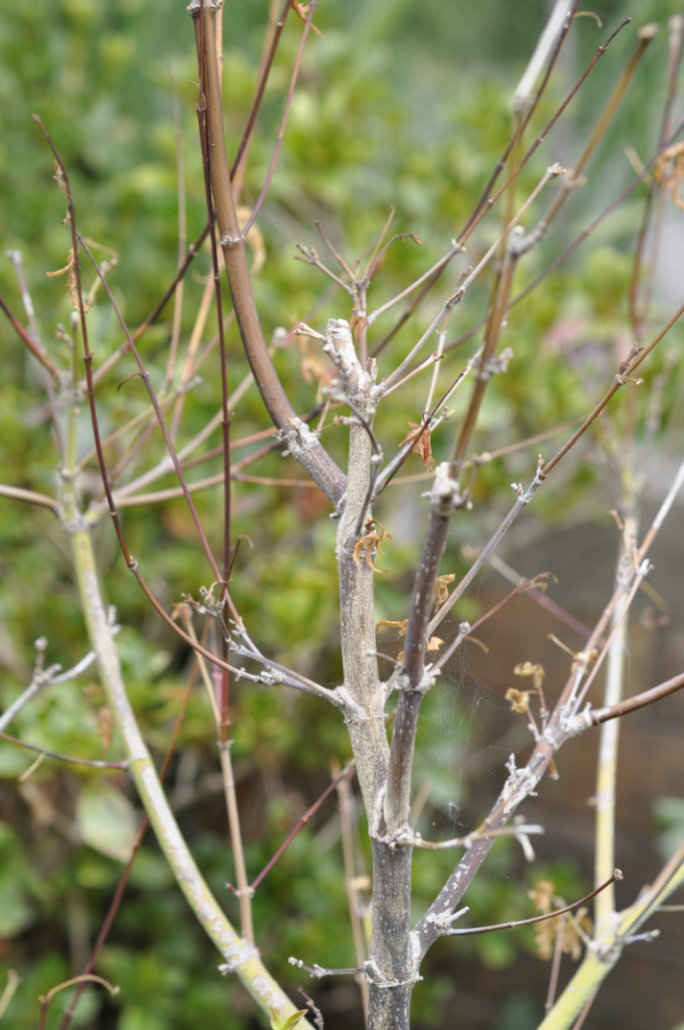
434, 573, 455, 605
654, 141, 684, 211
377, 618, 409, 637
46, 250, 84, 312
426, 635, 445, 652
505, 687, 530, 715
513, 661, 546, 692
526, 571, 557, 593
399, 421, 435, 474
548, 634, 598, 671
291, 1, 324, 37
353, 524, 392, 573
512, 660, 549, 725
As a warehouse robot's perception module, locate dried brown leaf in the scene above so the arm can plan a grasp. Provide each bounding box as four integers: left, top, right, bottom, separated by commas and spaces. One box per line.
376, 618, 409, 636
292, 1, 324, 36
353, 529, 392, 573
426, 635, 445, 652
434, 573, 455, 605
399, 421, 435, 473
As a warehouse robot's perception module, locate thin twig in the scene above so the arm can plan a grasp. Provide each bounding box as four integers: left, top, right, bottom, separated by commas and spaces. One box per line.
242, 1, 318, 235
248, 762, 355, 892
0, 733, 128, 771
447, 872, 621, 937
0, 483, 60, 514
181, 612, 254, 943
0, 290, 59, 378
231, 0, 294, 190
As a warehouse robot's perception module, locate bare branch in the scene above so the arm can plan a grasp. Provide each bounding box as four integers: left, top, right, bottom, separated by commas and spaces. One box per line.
446, 872, 621, 938
193, 3, 346, 509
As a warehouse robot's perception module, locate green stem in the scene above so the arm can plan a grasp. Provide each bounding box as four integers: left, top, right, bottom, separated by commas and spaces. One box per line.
68, 517, 308, 1027
593, 510, 637, 936
540, 838, 684, 1030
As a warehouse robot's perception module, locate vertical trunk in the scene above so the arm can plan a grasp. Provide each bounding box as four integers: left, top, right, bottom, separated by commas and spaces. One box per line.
337, 420, 416, 1029
367, 842, 415, 1029
336, 420, 388, 824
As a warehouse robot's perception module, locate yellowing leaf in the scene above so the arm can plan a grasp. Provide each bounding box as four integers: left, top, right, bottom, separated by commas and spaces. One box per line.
513, 661, 545, 690
529, 881, 592, 962
434, 573, 455, 605
505, 687, 530, 714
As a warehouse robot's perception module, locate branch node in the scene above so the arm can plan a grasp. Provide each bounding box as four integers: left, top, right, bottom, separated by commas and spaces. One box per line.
427, 906, 470, 934
377, 825, 417, 850
217, 939, 259, 975
501, 753, 538, 813
220, 233, 244, 249
362, 959, 422, 989
425, 462, 470, 514
277, 418, 320, 458
475, 346, 514, 382
321, 318, 376, 408
187, 0, 222, 12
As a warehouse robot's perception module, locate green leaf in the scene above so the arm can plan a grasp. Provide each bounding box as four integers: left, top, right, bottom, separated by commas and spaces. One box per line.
0, 873, 34, 936
119, 1007, 167, 1030
0, 743, 31, 778
654, 796, 684, 861
270, 1008, 308, 1030
76, 783, 141, 862
126, 847, 174, 890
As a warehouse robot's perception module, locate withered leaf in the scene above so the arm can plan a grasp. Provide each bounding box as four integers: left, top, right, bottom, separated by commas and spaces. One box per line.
399, 421, 435, 473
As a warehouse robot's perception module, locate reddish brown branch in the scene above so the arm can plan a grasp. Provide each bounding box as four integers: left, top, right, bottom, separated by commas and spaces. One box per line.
242, 1, 316, 235
588, 671, 684, 726
541, 297, 684, 480
231, 0, 294, 188
193, 2, 346, 509
0, 292, 59, 378
32, 115, 131, 565
448, 871, 621, 937
243, 762, 355, 894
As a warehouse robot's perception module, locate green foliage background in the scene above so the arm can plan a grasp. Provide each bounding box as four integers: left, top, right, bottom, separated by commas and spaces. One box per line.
1, 2, 684, 1028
